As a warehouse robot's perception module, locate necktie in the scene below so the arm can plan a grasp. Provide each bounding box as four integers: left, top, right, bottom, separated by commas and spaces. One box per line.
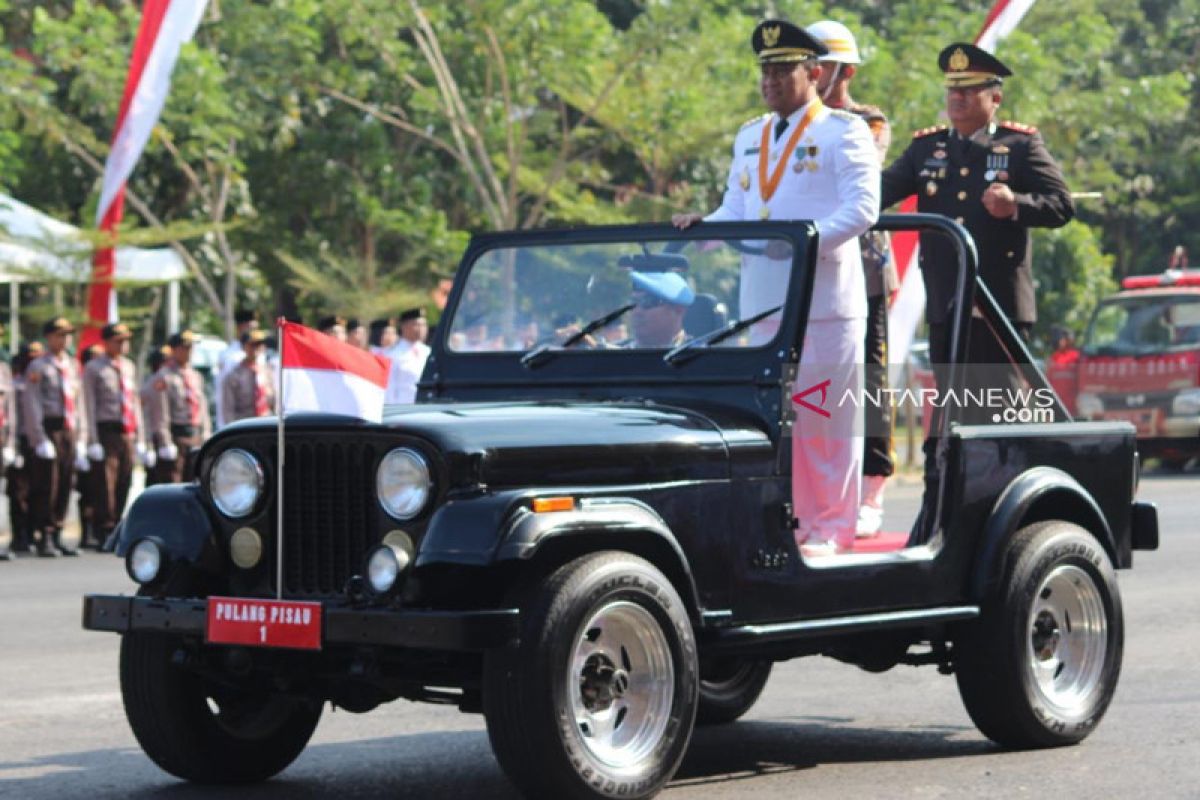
119, 361, 137, 434
253, 365, 269, 416
774, 117, 789, 141
57, 359, 75, 432
184, 370, 201, 425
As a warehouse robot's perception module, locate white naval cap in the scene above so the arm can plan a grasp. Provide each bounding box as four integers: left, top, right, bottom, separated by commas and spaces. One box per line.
805, 20, 861, 65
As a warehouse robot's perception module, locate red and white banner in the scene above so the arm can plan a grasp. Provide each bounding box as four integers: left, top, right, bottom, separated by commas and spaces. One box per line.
82, 0, 208, 349
887, 0, 1037, 368
279, 320, 392, 423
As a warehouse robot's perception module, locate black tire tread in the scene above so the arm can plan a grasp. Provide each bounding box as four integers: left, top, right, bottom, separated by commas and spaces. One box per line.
120, 633, 321, 783
955, 521, 1123, 749
483, 551, 696, 799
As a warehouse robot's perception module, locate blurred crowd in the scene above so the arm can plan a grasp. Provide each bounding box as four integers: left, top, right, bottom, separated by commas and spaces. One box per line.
1, 307, 432, 560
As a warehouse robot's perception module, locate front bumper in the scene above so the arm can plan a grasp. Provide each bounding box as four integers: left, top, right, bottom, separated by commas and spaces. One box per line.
82, 594, 519, 652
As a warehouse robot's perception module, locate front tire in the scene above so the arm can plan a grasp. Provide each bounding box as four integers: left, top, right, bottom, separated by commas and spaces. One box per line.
483, 551, 698, 799
696, 658, 772, 725
120, 633, 322, 783
954, 521, 1123, 748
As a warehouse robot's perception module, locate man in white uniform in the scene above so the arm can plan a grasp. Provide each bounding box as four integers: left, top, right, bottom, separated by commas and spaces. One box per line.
673, 18, 879, 556
384, 308, 431, 405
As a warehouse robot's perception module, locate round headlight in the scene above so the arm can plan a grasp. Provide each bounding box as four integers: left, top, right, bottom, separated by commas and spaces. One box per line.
376, 448, 431, 520
211, 449, 263, 518
127, 539, 163, 584
366, 544, 411, 595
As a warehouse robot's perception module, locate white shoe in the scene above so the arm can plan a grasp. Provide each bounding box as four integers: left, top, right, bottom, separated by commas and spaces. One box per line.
800, 539, 846, 558
857, 475, 887, 538
856, 505, 883, 538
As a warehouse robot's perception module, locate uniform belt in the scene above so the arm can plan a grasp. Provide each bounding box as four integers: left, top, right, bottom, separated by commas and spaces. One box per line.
42, 417, 65, 432
171, 424, 196, 438
97, 421, 127, 434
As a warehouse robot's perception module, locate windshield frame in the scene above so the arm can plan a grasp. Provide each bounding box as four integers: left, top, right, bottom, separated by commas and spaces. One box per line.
425, 221, 818, 397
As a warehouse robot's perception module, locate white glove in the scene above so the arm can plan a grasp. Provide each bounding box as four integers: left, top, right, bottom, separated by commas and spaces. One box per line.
35, 440, 56, 460
13, 454, 23, 470
88, 443, 105, 461
75, 455, 90, 472
158, 443, 179, 462
141, 447, 157, 468
76, 440, 88, 461
2, 446, 14, 467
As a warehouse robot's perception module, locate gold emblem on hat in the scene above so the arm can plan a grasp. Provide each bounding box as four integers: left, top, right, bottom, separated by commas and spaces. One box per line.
949, 47, 970, 71
762, 25, 781, 47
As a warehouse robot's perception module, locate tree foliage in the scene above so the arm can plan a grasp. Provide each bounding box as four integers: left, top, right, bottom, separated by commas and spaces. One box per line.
0, 0, 1196, 353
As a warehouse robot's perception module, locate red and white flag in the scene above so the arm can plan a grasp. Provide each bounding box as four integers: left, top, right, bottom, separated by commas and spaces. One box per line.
82, 0, 208, 350
887, 0, 1037, 368
279, 320, 392, 423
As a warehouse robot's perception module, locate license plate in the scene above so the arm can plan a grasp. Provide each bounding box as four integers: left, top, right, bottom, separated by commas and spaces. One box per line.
206, 597, 322, 651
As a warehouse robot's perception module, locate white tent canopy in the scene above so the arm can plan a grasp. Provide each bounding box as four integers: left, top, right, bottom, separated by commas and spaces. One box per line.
0, 193, 186, 346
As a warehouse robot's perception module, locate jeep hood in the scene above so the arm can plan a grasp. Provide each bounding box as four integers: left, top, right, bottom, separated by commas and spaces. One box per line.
382, 401, 772, 487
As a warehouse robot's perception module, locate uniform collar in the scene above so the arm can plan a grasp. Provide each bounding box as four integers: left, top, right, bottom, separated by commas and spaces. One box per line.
775, 96, 822, 129
954, 119, 997, 144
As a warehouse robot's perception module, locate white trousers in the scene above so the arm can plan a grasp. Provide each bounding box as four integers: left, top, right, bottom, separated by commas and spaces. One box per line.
791, 317, 865, 548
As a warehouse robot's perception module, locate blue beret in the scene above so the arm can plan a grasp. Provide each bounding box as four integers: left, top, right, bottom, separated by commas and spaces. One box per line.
630, 271, 695, 307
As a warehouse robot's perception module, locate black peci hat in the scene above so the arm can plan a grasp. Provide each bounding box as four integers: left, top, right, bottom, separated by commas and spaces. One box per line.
398, 307, 426, 323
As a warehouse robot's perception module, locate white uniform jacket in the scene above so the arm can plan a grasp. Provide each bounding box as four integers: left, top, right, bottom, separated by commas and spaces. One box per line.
706, 100, 880, 322
383, 339, 431, 405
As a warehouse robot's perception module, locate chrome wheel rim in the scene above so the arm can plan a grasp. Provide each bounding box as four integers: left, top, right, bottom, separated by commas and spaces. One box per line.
1026, 564, 1108, 719
568, 600, 675, 770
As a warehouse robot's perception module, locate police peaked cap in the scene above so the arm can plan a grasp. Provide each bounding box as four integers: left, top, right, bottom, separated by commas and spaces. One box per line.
753, 19, 829, 64
939, 43, 1012, 88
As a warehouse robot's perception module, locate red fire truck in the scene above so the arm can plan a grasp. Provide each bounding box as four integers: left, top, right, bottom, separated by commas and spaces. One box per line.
1073, 268, 1200, 467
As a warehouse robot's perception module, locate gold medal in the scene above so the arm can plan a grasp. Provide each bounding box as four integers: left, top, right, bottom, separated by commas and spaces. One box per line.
807, 160, 819, 172
739, 168, 750, 190
759, 206, 770, 220
926, 181, 938, 197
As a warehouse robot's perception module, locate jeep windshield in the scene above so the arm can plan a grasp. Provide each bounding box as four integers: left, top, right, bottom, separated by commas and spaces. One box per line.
1083, 293, 1200, 356
444, 234, 798, 357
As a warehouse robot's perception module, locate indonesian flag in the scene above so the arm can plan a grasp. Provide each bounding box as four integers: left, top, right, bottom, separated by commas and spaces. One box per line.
887, 0, 1037, 369
82, 0, 208, 350
279, 320, 392, 423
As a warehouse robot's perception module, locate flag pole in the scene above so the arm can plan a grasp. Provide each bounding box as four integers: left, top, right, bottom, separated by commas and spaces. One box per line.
276, 318, 285, 600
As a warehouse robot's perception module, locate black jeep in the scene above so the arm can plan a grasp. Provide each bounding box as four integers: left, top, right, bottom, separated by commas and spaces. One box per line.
84, 215, 1158, 799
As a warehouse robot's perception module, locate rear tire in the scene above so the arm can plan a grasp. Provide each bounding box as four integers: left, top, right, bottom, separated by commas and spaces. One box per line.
483, 551, 698, 799
120, 633, 322, 783
954, 521, 1123, 748
696, 658, 772, 725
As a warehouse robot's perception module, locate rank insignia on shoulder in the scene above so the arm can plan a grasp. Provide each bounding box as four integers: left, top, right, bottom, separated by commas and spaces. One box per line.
1000, 120, 1038, 134
739, 114, 769, 131
912, 124, 948, 139
828, 108, 857, 122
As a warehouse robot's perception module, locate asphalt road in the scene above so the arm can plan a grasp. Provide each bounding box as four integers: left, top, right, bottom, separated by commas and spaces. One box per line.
1, 472, 1196, 799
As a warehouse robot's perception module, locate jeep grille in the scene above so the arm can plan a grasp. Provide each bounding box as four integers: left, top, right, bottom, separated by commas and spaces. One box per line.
270, 439, 382, 596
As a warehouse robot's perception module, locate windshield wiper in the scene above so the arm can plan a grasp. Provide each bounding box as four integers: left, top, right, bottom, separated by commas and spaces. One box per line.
663, 304, 784, 365
520, 302, 636, 368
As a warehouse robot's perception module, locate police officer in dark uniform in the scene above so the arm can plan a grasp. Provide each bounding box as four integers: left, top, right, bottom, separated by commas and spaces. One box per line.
881, 43, 1074, 371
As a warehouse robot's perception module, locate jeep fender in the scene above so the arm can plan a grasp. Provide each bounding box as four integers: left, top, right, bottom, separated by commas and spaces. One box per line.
113, 483, 217, 562
970, 466, 1117, 602
418, 493, 700, 619
497, 497, 701, 621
